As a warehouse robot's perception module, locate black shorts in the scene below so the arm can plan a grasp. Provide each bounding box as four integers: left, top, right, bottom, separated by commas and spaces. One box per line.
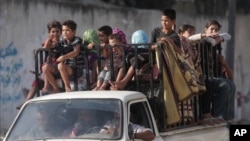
69, 67, 83, 80
50, 63, 61, 79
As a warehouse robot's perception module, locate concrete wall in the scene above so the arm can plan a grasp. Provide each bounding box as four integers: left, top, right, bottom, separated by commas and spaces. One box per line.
0, 0, 250, 130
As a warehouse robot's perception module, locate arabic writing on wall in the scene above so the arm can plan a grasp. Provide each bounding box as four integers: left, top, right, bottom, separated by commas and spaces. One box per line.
0, 42, 23, 104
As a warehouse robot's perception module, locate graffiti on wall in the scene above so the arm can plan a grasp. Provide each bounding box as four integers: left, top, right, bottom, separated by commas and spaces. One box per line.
0, 42, 17, 59
0, 42, 23, 104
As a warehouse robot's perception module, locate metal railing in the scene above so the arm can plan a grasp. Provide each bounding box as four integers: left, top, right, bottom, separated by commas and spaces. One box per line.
33, 41, 222, 131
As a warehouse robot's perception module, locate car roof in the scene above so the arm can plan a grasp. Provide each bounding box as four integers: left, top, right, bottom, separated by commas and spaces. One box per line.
28, 90, 146, 102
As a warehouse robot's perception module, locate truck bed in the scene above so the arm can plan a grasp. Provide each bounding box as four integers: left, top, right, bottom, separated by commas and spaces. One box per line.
33, 41, 229, 133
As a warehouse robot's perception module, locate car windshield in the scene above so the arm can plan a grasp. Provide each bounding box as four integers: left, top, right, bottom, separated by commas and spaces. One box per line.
6, 99, 122, 140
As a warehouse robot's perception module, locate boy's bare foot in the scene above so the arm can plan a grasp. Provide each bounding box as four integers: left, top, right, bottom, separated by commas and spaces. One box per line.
109, 80, 127, 90
90, 82, 97, 89
41, 89, 47, 92
40, 88, 50, 95
113, 81, 126, 90
65, 87, 72, 92
99, 86, 106, 90
109, 81, 118, 90
52, 89, 60, 94
92, 86, 99, 91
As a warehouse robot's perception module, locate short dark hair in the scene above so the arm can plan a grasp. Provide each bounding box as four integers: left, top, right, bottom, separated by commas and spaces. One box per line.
178, 24, 195, 34
98, 25, 113, 36
62, 20, 77, 31
162, 9, 176, 20
47, 20, 62, 32
205, 20, 222, 30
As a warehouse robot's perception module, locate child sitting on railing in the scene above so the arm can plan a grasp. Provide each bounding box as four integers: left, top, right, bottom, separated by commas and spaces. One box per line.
42, 20, 84, 93
93, 34, 123, 90
109, 29, 153, 90
16, 20, 62, 109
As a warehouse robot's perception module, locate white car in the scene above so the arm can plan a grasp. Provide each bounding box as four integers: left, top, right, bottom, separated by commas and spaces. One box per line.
3, 91, 129, 141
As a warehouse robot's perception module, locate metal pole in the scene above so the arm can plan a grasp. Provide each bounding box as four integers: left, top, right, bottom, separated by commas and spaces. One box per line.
226, 0, 236, 72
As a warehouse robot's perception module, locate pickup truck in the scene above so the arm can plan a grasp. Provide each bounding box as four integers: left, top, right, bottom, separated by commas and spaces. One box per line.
3, 90, 229, 141
3, 40, 231, 140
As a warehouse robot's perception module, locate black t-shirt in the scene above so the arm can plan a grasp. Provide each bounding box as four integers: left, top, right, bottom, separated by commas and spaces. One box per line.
54, 36, 84, 69
150, 27, 181, 47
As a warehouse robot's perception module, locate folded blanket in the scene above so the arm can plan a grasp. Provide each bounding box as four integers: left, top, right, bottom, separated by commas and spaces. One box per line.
155, 37, 206, 125
155, 40, 180, 125
158, 38, 199, 101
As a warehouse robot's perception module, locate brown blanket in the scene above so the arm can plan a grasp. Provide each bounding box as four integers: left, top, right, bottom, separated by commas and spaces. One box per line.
155, 38, 201, 125
181, 37, 206, 93
159, 38, 199, 101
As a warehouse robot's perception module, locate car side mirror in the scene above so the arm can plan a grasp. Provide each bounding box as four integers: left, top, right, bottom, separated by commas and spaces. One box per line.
128, 123, 134, 139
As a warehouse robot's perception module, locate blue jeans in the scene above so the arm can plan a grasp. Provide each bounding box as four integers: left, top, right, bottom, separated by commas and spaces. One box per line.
206, 77, 235, 120
98, 70, 111, 83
